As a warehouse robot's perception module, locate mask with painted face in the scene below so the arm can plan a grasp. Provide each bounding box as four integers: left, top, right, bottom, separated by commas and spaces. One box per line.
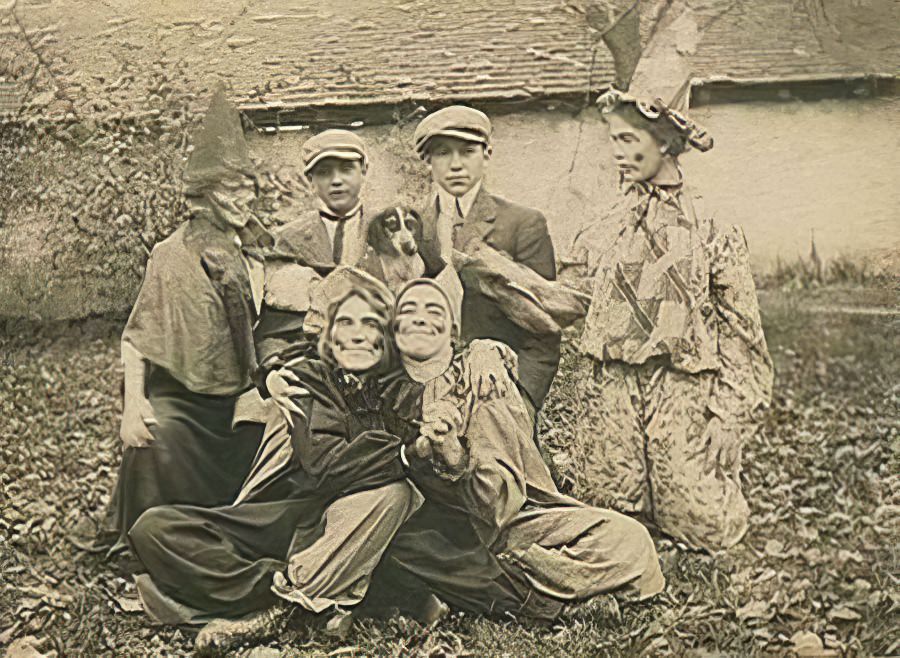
205, 175, 259, 229
597, 86, 713, 186
605, 112, 669, 184
394, 282, 455, 362
328, 293, 386, 373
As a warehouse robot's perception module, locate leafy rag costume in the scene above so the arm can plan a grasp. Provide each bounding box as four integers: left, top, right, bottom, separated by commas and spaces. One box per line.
128, 359, 420, 624
365, 352, 665, 622
569, 178, 773, 551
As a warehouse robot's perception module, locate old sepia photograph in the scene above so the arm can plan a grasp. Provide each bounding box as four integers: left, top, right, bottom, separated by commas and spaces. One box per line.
1, 0, 898, 656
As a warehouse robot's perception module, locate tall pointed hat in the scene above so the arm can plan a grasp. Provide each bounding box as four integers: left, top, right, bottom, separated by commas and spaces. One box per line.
183, 83, 256, 196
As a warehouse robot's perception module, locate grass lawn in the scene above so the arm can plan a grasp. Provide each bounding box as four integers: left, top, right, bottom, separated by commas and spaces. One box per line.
1, 285, 897, 657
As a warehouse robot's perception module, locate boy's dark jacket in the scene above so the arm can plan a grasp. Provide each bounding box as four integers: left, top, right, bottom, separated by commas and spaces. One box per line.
418, 187, 561, 410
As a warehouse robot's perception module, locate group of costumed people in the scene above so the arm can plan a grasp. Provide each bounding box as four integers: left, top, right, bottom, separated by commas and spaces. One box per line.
97, 81, 773, 654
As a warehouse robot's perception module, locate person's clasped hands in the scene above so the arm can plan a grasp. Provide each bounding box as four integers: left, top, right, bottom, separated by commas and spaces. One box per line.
412, 400, 467, 480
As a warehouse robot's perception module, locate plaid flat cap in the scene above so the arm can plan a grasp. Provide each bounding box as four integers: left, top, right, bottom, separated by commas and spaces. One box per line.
302, 129, 368, 175
413, 105, 492, 159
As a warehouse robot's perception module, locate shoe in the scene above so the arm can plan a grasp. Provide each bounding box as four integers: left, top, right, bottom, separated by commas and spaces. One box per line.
324, 608, 354, 640
559, 594, 620, 624
420, 593, 450, 626
195, 603, 294, 656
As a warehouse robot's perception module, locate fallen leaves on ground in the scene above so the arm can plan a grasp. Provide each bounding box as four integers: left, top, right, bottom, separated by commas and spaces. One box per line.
1, 287, 898, 656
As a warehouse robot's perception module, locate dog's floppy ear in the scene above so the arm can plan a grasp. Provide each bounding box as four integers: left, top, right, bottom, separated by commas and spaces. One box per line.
367, 207, 393, 253
405, 207, 424, 243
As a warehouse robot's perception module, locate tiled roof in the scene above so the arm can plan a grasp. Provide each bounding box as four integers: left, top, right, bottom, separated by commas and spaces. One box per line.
0, 80, 23, 115
6, 0, 664, 123
6, 0, 898, 124
689, 0, 900, 83
245, 2, 599, 108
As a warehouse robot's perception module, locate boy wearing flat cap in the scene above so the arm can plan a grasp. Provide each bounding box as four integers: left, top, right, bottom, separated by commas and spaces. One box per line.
275, 129, 369, 268
413, 105, 561, 417
253, 129, 371, 385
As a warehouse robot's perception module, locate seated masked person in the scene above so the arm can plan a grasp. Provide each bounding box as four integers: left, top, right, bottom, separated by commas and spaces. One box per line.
362, 278, 666, 624
128, 271, 422, 654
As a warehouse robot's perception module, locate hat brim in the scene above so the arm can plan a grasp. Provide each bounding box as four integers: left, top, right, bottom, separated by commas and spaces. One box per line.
304, 150, 366, 175
415, 129, 489, 158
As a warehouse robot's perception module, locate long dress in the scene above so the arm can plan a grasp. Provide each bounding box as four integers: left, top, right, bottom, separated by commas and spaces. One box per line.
128, 359, 421, 624
105, 217, 265, 547
363, 355, 665, 623
568, 180, 774, 551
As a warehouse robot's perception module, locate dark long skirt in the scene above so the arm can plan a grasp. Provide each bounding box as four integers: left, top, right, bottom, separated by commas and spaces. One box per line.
105, 366, 263, 547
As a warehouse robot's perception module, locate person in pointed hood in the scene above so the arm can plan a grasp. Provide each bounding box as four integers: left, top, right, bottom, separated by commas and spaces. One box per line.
102, 85, 267, 551
566, 86, 773, 552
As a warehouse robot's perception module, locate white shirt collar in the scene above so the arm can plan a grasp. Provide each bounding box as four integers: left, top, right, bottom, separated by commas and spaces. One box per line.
317, 197, 363, 221
315, 198, 363, 250
434, 179, 483, 219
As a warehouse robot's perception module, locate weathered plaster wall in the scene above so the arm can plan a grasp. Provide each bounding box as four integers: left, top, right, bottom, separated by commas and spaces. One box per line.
687, 97, 900, 267
2, 97, 897, 321
256, 96, 900, 268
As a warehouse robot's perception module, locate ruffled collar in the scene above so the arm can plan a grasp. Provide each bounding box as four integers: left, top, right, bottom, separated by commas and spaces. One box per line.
400, 345, 454, 384
623, 163, 687, 224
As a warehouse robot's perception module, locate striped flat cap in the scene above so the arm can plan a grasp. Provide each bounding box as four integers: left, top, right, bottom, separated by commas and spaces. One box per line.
413, 105, 492, 159
302, 129, 368, 175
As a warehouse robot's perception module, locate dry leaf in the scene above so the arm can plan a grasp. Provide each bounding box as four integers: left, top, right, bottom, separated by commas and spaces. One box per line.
826, 605, 861, 622
113, 596, 143, 614
5, 635, 52, 658
736, 599, 771, 621
790, 630, 839, 657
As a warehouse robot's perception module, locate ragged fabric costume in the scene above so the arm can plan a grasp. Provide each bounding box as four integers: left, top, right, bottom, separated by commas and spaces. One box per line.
128, 359, 420, 624
363, 352, 665, 622
104, 87, 267, 546
105, 218, 266, 545
569, 179, 773, 551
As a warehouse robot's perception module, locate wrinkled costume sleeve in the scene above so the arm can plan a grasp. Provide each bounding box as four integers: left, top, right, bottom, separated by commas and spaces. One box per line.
457, 399, 532, 545
709, 225, 774, 425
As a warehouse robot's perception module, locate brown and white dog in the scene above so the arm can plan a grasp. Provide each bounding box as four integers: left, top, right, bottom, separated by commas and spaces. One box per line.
359, 206, 426, 292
